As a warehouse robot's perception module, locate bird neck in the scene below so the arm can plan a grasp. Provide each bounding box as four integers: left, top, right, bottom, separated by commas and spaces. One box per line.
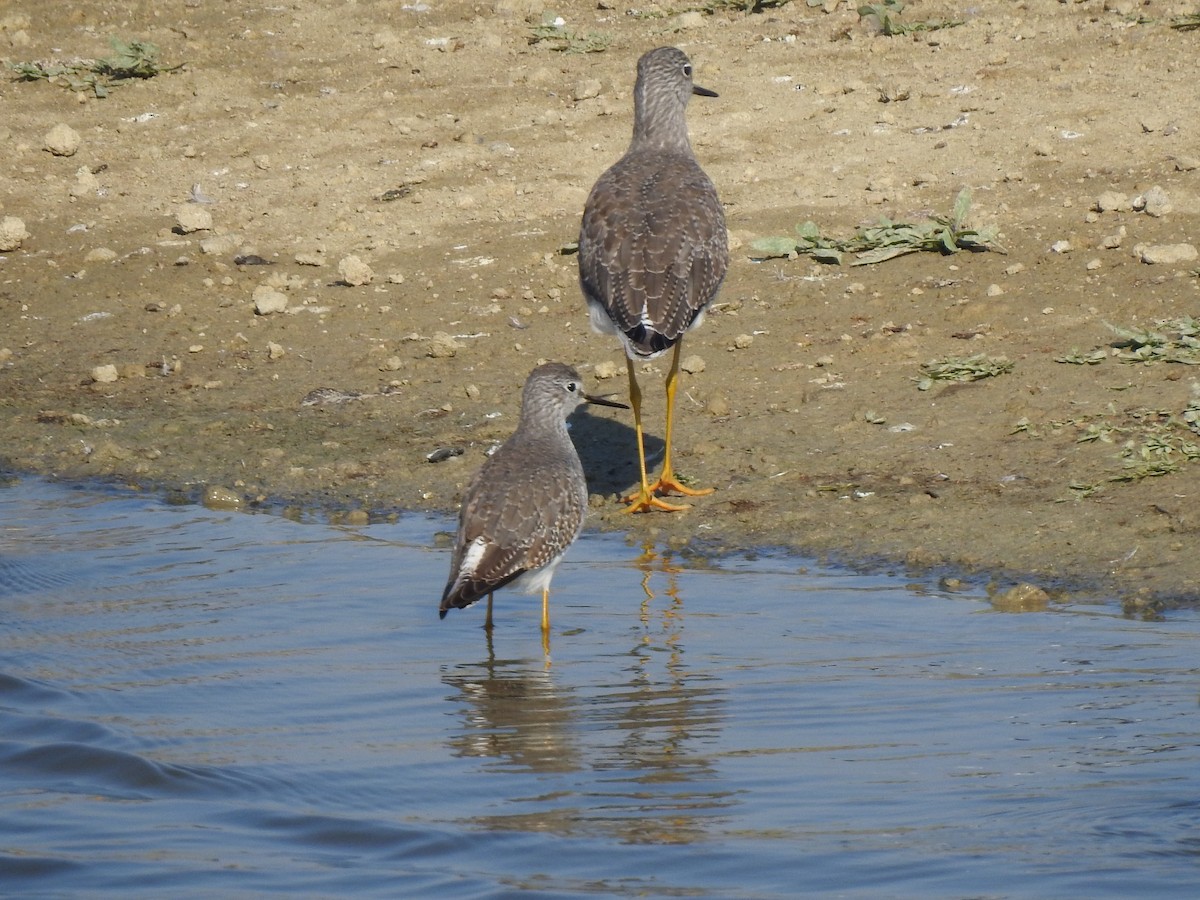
630, 89, 692, 154
517, 407, 571, 444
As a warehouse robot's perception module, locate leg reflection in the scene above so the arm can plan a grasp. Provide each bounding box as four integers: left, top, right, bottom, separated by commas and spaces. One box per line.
636, 539, 685, 643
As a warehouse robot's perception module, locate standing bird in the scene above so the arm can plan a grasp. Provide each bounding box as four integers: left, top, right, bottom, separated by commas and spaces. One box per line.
439, 363, 627, 636
578, 46, 729, 513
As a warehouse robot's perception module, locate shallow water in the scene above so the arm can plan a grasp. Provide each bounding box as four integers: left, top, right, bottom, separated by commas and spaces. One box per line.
1, 477, 1198, 898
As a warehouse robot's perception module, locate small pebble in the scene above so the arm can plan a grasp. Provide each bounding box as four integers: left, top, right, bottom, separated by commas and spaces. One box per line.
706, 394, 731, 417
1138, 243, 1198, 266
1141, 185, 1171, 218
175, 204, 213, 234
44, 123, 81, 157
732, 334, 754, 350
70, 166, 100, 198
593, 359, 621, 379
672, 9, 705, 29
253, 285, 289, 315
91, 440, 133, 462
203, 485, 244, 510
1100, 226, 1126, 250
199, 234, 242, 255
338, 255, 374, 286
91, 364, 119, 384
573, 78, 602, 101
426, 447, 464, 463
990, 582, 1051, 613
1094, 191, 1130, 213
426, 332, 463, 358
0, 216, 31, 251
680, 355, 706, 374
267, 341, 285, 360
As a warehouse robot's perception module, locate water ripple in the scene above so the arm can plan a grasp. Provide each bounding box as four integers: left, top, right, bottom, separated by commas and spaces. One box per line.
2, 478, 1199, 898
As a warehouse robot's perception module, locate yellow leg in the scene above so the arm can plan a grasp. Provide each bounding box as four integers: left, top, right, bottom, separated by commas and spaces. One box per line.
623, 355, 691, 513
652, 343, 713, 500
624, 344, 712, 511
484, 592, 494, 630
540, 587, 552, 659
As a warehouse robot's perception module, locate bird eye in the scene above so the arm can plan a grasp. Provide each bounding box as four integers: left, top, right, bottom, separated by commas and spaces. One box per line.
683, 64, 693, 78
566, 381, 579, 393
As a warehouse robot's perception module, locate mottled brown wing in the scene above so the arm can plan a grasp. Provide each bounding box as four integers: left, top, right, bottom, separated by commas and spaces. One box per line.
438, 439, 586, 614
580, 153, 728, 357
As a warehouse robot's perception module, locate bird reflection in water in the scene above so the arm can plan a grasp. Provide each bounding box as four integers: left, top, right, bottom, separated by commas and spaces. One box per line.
441, 541, 733, 845
442, 641, 579, 775
590, 541, 729, 846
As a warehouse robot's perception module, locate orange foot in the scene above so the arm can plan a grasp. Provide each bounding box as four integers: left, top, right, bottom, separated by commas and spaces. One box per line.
622, 475, 713, 513
623, 488, 690, 514
652, 474, 714, 499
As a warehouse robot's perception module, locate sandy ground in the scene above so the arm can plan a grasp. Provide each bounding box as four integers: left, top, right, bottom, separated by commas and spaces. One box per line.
2, 0, 1199, 611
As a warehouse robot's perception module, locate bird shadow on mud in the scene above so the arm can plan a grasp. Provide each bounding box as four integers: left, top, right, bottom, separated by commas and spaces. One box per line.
568, 408, 660, 500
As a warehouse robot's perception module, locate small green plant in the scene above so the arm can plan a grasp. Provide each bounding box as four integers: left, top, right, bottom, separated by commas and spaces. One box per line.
913, 353, 1013, 391
1182, 383, 1200, 435
528, 16, 610, 52
1066, 481, 1101, 499
1129, 10, 1200, 30
9, 38, 180, 97
751, 189, 1000, 266
858, 0, 964, 35
857, 188, 998, 263
630, 0, 795, 16
699, 0, 795, 12
1076, 420, 1124, 444
1031, 400, 1200, 490
752, 220, 847, 264
1106, 317, 1200, 365
1111, 431, 1200, 482
1054, 317, 1200, 368
1054, 348, 1107, 365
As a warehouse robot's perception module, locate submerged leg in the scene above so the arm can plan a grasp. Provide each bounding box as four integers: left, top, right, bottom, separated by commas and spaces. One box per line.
623, 357, 689, 513
540, 587, 552, 659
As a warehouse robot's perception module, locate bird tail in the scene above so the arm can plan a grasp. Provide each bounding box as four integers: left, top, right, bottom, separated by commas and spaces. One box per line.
439, 570, 523, 619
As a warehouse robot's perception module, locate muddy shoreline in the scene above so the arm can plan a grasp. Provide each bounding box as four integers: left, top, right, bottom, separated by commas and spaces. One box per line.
3, 2, 1199, 613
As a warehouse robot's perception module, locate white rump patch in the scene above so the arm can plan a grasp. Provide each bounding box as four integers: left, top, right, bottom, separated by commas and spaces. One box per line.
458, 537, 489, 583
